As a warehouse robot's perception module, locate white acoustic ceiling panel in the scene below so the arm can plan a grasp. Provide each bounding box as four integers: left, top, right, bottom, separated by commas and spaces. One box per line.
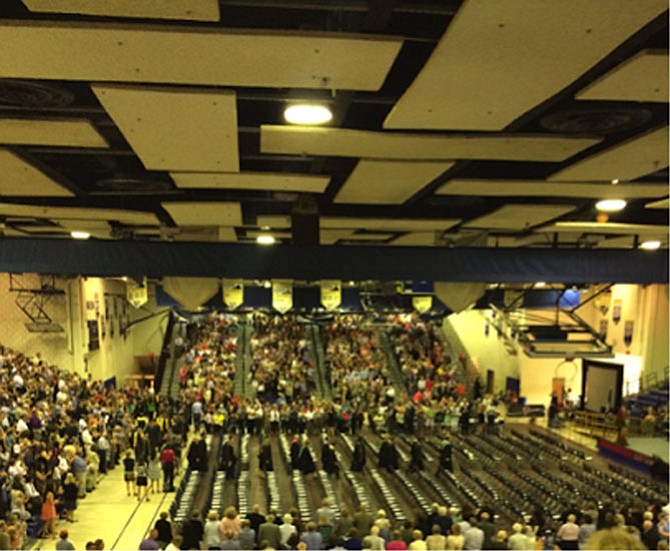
93, 85, 238, 172
335, 160, 453, 204
538, 221, 668, 236
261, 126, 599, 162
576, 50, 669, 103
321, 217, 460, 232
383, 0, 667, 130
464, 204, 575, 230
256, 215, 292, 229
437, 179, 669, 199
172, 172, 330, 193
0, 118, 108, 148
162, 201, 242, 227
0, 203, 157, 224
0, 149, 73, 197
320, 229, 354, 245
22, 0, 220, 22
390, 232, 439, 246
0, 21, 402, 91
56, 219, 111, 239
549, 126, 669, 182
645, 198, 669, 210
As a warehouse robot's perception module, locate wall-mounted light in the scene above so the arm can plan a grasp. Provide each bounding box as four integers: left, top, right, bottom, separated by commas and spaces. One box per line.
639, 240, 661, 250
256, 234, 276, 245
70, 231, 90, 240
595, 199, 626, 212
284, 104, 333, 125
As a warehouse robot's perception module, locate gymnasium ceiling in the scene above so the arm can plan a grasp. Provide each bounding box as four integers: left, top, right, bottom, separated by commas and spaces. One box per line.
0, 0, 668, 257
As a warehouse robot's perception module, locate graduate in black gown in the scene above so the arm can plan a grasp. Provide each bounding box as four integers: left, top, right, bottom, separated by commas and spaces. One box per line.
321, 440, 339, 477
437, 434, 453, 474
220, 435, 237, 479
408, 439, 425, 472
289, 435, 301, 471
378, 435, 399, 472
297, 437, 316, 475
187, 432, 208, 472
350, 437, 366, 472
258, 437, 273, 472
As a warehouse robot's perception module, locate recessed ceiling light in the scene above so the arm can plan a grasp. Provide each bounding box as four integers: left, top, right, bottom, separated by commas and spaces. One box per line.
256, 234, 276, 245
639, 240, 661, 250
263, 280, 272, 288
534, 282, 546, 288
284, 104, 333, 125
611, 179, 619, 185
70, 231, 90, 240
595, 199, 626, 212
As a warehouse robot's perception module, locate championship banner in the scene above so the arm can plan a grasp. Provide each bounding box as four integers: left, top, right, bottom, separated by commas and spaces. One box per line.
624, 320, 634, 348
320, 280, 341, 311
612, 299, 622, 324
222, 279, 244, 310
412, 295, 432, 314
272, 280, 293, 313
126, 278, 148, 308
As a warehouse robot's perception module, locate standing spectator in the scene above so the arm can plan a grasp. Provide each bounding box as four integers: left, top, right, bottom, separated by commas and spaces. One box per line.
56, 528, 75, 550
154, 511, 172, 549
40, 491, 57, 539
408, 530, 427, 550
139, 529, 160, 550
220, 507, 241, 541
136, 463, 149, 502
425, 525, 446, 551
301, 522, 324, 550
61, 473, 78, 523
123, 450, 136, 497
557, 514, 580, 550
446, 524, 464, 551
386, 530, 409, 550
279, 513, 297, 549
148, 451, 162, 495
205, 511, 222, 550
258, 515, 281, 550
507, 523, 526, 551
160, 445, 176, 492
182, 512, 204, 551
238, 520, 255, 551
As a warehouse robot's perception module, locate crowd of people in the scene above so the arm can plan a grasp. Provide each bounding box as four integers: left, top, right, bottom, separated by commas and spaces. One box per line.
0, 309, 667, 550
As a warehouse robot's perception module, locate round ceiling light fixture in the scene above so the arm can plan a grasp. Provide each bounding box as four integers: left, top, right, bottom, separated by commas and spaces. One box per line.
595, 199, 626, 212
256, 234, 276, 245
639, 240, 661, 250
284, 103, 333, 125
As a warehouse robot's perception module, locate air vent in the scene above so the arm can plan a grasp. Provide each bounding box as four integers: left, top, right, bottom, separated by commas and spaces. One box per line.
540, 106, 651, 135
0, 79, 74, 108
94, 177, 174, 194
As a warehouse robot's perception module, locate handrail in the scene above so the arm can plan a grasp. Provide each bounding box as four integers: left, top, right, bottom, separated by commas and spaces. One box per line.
310, 324, 332, 400
377, 328, 407, 395
155, 310, 175, 393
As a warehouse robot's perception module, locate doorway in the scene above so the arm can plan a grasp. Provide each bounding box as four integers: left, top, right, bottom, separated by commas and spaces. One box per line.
582, 360, 623, 413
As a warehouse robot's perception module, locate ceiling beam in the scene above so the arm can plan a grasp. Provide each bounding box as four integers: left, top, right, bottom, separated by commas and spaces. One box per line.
0, 237, 666, 283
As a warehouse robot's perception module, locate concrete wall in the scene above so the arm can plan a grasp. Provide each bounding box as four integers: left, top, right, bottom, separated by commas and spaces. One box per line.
446, 309, 520, 394
0, 273, 73, 370
0, 273, 168, 387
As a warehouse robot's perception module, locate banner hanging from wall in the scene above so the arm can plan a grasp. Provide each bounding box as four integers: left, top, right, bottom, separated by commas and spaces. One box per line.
412, 295, 432, 314
222, 279, 244, 310
272, 280, 293, 313
126, 278, 148, 308
320, 280, 341, 311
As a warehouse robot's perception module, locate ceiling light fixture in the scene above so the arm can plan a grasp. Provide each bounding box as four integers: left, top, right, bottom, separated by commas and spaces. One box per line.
534, 282, 546, 288
70, 231, 90, 240
595, 199, 626, 212
639, 240, 661, 250
611, 179, 619, 185
284, 104, 333, 125
256, 234, 276, 245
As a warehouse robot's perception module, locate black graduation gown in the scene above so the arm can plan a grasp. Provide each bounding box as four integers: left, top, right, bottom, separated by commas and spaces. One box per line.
438, 441, 452, 472
290, 441, 301, 471
409, 442, 424, 471
350, 440, 366, 472
188, 439, 207, 471
297, 445, 316, 475
258, 443, 273, 471
378, 441, 399, 472
220, 441, 237, 479
322, 444, 339, 475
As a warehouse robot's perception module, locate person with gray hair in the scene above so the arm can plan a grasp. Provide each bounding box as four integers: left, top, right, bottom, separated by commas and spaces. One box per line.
507, 523, 527, 550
